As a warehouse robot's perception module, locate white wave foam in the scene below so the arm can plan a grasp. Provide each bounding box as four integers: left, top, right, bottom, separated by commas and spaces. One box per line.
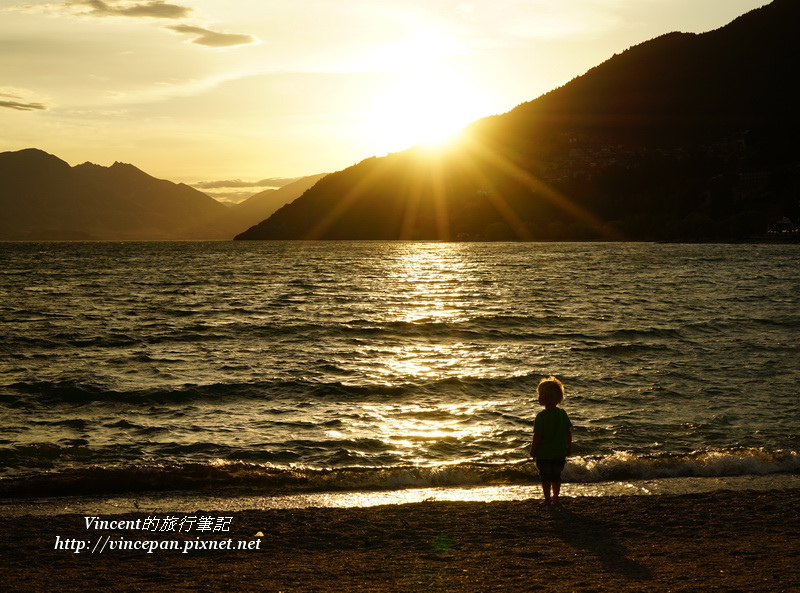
565, 448, 800, 482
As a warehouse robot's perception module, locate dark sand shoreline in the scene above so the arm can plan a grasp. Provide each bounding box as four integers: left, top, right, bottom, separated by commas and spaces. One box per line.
2, 488, 798, 592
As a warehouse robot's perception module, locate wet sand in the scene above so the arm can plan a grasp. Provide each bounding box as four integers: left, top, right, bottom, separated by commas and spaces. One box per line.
2, 488, 798, 592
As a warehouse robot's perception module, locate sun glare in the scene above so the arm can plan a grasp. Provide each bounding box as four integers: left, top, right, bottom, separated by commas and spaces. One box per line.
353, 25, 494, 154
364, 69, 490, 153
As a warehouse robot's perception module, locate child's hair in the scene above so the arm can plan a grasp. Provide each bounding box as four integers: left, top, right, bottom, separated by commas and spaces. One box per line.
537, 376, 565, 406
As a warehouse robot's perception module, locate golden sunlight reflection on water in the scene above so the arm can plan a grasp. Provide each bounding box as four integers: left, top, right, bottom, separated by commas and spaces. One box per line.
367, 242, 494, 382
323, 400, 505, 465
348, 243, 527, 464
377, 402, 495, 445
390, 242, 474, 323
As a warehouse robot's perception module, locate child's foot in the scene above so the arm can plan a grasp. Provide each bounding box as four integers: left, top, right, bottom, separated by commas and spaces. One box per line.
551, 497, 561, 505
540, 499, 551, 505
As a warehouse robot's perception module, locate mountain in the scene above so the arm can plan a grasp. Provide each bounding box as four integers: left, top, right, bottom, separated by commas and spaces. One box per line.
236, 0, 800, 242
0, 149, 325, 240
231, 172, 328, 230
0, 149, 231, 240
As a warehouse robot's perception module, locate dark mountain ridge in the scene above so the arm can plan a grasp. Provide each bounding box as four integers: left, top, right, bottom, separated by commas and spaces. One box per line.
0, 149, 231, 240
482, 0, 798, 153
237, 0, 799, 242
0, 149, 325, 240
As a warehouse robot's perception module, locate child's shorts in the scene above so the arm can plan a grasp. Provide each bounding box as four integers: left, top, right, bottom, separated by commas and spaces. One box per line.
535, 458, 566, 482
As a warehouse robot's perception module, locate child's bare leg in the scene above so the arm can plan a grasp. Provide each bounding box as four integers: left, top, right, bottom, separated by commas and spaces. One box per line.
541, 480, 552, 504
552, 481, 561, 504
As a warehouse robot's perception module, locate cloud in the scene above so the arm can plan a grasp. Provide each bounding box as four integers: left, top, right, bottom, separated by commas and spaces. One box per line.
0, 100, 48, 111
55, 2, 257, 50
0, 92, 48, 111
167, 24, 257, 48
67, 0, 191, 19
193, 178, 303, 190
191, 177, 305, 204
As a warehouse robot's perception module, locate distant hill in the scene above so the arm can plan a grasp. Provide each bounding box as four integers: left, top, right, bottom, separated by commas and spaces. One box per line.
232, 172, 328, 229
236, 0, 799, 242
0, 149, 325, 240
0, 149, 229, 240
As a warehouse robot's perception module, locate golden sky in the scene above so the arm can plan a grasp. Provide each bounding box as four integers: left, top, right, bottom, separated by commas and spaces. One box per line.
1, 0, 770, 192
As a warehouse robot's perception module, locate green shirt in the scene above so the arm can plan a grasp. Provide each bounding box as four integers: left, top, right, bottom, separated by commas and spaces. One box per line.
533, 408, 572, 460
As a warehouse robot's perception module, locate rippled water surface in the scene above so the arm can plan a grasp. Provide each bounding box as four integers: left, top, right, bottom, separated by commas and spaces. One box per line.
1, 241, 798, 497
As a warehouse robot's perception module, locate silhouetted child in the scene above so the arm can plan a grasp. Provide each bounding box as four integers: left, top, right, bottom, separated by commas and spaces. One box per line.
530, 376, 572, 505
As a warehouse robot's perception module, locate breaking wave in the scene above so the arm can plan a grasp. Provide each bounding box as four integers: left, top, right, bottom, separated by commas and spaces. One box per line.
2, 448, 797, 499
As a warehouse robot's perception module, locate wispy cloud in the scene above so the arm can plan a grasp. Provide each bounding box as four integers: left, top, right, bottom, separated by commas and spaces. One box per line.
0, 100, 48, 111
56, 1, 258, 49
0, 92, 48, 111
67, 0, 191, 19
167, 24, 258, 48
193, 177, 302, 190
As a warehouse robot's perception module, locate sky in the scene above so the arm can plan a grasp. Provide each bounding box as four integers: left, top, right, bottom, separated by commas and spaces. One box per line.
1, 0, 771, 201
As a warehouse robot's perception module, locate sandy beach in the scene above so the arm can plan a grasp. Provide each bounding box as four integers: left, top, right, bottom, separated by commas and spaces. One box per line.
1, 488, 798, 592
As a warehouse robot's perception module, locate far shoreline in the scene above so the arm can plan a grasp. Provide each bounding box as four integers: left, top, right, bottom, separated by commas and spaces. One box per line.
2, 236, 798, 244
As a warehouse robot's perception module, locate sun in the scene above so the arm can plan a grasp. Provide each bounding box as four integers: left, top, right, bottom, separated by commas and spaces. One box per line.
363, 68, 493, 154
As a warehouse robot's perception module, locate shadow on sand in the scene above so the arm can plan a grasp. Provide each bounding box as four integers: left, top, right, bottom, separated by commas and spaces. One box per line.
546, 503, 652, 580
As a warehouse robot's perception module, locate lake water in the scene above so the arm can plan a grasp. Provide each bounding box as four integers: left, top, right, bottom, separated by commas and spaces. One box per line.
1, 241, 798, 507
